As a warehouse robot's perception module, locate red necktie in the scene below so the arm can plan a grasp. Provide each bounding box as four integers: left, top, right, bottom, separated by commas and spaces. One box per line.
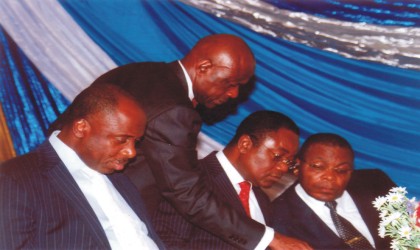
238, 181, 251, 217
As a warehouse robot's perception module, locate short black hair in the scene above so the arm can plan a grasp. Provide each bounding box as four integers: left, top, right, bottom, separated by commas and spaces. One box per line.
47, 83, 138, 134
228, 110, 299, 146
298, 133, 354, 160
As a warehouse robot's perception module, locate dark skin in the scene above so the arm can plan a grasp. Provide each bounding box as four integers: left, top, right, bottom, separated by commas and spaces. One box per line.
58, 95, 146, 174
181, 34, 256, 109
297, 143, 354, 202
225, 128, 299, 189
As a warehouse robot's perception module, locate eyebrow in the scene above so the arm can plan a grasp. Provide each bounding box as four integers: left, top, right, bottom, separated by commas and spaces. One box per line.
275, 146, 290, 155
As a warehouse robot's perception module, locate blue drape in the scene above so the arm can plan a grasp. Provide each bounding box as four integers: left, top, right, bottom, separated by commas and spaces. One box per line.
0, 25, 69, 154
58, 0, 420, 195
0, 0, 418, 196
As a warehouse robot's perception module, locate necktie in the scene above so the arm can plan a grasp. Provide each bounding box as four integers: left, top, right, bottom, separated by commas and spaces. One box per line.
325, 201, 373, 249
238, 181, 251, 217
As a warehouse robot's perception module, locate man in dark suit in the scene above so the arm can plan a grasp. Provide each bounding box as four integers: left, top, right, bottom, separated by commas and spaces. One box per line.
0, 84, 164, 249
271, 133, 395, 249
90, 34, 311, 249
153, 110, 301, 249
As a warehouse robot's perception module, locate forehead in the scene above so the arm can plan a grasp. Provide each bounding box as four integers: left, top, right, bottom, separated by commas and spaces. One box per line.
261, 128, 299, 153
303, 143, 353, 161
214, 54, 254, 81
90, 100, 146, 136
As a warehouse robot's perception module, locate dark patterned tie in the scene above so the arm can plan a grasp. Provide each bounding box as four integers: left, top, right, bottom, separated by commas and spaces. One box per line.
325, 201, 374, 249
238, 181, 251, 217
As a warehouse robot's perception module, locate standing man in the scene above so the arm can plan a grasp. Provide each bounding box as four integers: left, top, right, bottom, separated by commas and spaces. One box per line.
92, 34, 311, 249
0, 84, 163, 249
271, 133, 395, 249
153, 111, 301, 249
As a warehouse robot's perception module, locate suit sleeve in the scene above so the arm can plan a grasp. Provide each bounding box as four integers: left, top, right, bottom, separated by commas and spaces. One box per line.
0, 175, 36, 249
143, 106, 265, 249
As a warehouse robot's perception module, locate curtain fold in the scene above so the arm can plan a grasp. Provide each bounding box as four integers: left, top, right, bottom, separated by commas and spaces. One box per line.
0, 0, 419, 197
0, 25, 69, 154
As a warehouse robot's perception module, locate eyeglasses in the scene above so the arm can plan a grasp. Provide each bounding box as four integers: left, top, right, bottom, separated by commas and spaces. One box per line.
261, 144, 297, 170
302, 160, 353, 175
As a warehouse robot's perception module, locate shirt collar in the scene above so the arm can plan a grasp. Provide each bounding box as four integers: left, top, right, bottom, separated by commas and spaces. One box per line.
177, 60, 194, 102
295, 183, 350, 210
48, 130, 99, 178
216, 151, 247, 186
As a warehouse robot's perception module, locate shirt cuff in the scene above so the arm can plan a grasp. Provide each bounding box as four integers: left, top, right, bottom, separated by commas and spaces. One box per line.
254, 226, 274, 250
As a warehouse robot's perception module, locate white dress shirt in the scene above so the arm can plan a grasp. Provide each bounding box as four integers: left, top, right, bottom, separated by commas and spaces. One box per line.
178, 60, 195, 101
216, 151, 274, 250
49, 131, 159, 250
295, 184, 375, 248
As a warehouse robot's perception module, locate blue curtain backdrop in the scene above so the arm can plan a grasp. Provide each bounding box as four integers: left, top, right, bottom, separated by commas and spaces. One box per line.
0, 0, 419, 196
0, 26, 69, 154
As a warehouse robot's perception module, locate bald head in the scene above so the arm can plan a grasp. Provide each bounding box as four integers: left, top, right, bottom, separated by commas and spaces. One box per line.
181, 34, 256, 109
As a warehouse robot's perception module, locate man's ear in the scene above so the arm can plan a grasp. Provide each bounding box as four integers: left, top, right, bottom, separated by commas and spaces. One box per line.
197, 59, 212, 74
73, 119, 90, 138
238, 135, 253, 153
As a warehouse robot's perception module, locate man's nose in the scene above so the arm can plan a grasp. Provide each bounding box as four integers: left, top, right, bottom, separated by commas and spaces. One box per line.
121, 141, 137, 159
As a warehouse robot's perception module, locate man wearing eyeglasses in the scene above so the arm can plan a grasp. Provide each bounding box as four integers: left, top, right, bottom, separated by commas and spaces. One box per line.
271, 133, 395, 249
152, 110, 300, 249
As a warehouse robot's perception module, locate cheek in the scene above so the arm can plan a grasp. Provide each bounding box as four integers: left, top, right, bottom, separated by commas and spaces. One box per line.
85, 138, 117, 161
335, 177, 351, 190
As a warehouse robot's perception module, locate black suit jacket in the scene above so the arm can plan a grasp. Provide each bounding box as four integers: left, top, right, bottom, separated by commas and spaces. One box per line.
153, 152, 271, 249
270, 169, 395, 250
0, 141, 164, 249
92, 62, 265, 249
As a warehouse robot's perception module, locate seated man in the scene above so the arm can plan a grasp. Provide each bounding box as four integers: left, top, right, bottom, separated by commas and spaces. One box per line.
271, 133, 395, 249
153, 110, 301, 249
0, 84, 164, 249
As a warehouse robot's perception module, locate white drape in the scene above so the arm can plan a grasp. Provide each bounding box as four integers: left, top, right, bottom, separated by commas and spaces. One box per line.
0, 0, 223, 157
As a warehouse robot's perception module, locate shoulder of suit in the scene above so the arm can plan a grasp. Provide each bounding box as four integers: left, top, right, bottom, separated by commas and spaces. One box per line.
0, 141, 55, 180
271, 185, 296, 206
348, 168, 396, 195
0, 151, 42, 180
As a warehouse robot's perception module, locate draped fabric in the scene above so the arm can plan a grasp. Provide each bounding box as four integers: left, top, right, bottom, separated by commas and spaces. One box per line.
0, 0, 419, 197
183, 0, 420, 70
0, 26, 69, 155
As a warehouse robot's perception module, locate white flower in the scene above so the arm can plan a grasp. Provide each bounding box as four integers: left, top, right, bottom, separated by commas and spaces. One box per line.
390, 239, 400, 250
374, 186, 420, 249
373, 196, 388, 209
384, 212, 402, 226
387, 192, 404, 204
399, 225, 412, 239
379, 210, 389, 219
390, 186, 407, 194
378, 225, 386, 238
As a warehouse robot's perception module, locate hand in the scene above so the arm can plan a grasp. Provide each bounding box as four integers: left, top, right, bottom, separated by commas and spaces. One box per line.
268, 232, 313, 250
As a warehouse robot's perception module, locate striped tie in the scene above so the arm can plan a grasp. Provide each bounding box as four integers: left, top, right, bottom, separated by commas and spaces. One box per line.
325, 201, 373, 249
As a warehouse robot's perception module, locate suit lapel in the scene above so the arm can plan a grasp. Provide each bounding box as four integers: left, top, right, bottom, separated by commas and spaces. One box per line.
168, 61, 188, 94
38, 142, 110, 249
286, 189, 346, 247
348, 188, 381, 246
203, 152, 248, 217
254, 188, 270, 222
